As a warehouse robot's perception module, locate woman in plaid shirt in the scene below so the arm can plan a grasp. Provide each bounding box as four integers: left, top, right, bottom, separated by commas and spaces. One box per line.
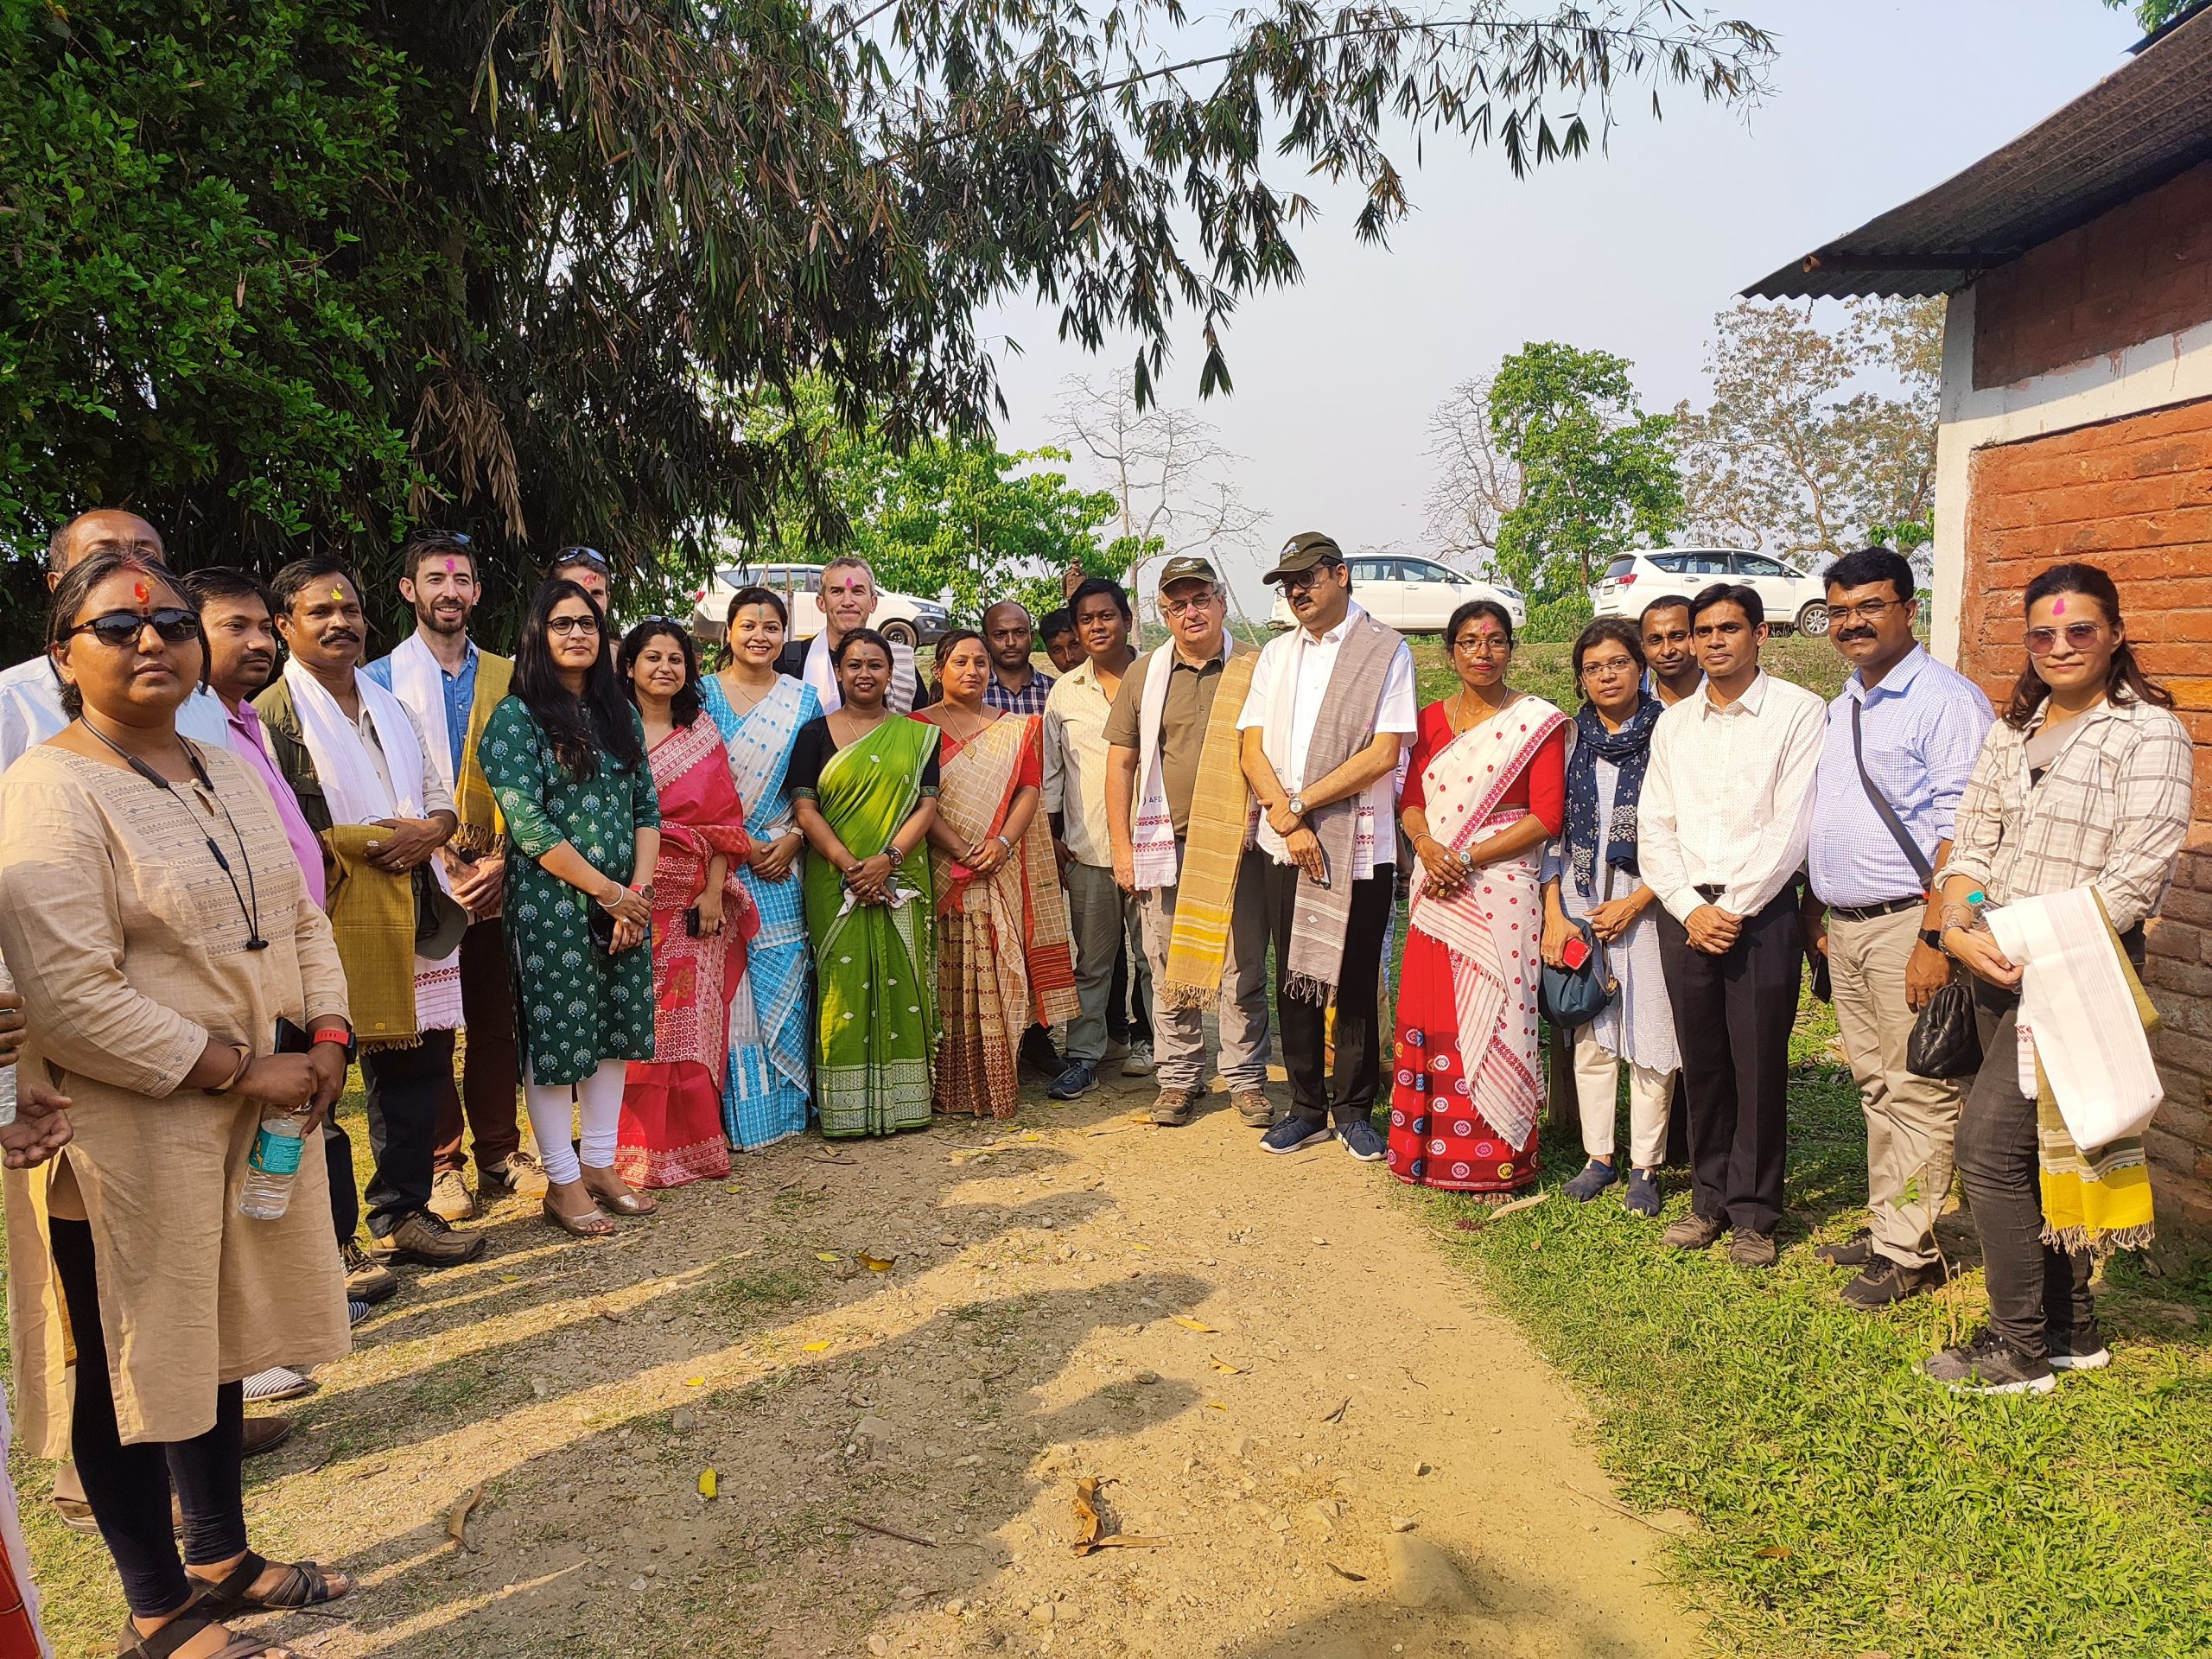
1929, 563, 2194, 1395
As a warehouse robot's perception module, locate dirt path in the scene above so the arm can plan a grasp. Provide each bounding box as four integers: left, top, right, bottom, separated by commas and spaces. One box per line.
218, 1068, 1703, 1659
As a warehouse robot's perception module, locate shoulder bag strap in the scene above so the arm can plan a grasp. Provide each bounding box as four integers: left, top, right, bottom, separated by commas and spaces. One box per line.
1852, 697, 1935, 890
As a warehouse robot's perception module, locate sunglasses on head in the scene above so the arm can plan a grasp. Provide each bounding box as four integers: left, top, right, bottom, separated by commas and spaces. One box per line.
553, 545, 610, 572
64, 607, 202, 648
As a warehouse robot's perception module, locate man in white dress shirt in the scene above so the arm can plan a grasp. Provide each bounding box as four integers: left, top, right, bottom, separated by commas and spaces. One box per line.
1236, 533, 1418, 1161
1638, 582, 1825, 1268
0, 511, 231, 792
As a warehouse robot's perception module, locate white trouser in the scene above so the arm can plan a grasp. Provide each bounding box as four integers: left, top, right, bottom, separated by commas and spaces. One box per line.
1572, 1033, 1674, 1169
524, 1058, 628, 1186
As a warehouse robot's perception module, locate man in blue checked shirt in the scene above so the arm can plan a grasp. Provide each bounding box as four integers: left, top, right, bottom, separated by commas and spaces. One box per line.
1806, 546, 1993, 1310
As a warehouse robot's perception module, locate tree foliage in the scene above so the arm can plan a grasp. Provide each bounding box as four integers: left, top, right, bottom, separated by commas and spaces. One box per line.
1673, 298, 1942, 569
1, 0, 1772, 650
2102, 0, 2200, 33
1487, 341, 1683, 615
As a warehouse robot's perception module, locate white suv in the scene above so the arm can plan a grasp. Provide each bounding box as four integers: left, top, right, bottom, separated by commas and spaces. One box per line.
1589, 548, 1830, 637
690, 563, 953, 647
1268, 554, 1527, 632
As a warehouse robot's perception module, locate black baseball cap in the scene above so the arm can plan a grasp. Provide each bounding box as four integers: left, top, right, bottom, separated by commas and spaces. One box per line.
1261, 532, 1344, 585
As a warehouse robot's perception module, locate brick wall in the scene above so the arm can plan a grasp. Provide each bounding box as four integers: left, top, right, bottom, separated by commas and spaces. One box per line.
1960, 395, 2212, 1230
1972, 161, 2212, 390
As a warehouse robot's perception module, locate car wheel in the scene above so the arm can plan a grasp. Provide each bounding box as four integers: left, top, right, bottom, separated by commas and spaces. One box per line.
1795, 602, 1829, 638
880, 620, 918, 648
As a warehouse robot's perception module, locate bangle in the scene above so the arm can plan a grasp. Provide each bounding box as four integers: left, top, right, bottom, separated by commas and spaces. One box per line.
310, 1026, 351, 1050
205, 1043, 253, 1096
992, 834, 1014, 856
596, 881, 623, 911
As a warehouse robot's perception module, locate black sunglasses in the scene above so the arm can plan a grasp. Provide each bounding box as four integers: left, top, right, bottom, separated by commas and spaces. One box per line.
63, 607, 202, 648
552, 545, 609, 571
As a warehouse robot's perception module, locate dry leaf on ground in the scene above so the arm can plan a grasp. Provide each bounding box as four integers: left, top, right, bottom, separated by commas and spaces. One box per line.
1170, 1316, 1219, 1333
446, 1484, 484, 1550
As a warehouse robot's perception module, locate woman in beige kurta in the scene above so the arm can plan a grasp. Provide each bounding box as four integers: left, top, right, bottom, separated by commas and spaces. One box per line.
0, 550, 354, 1651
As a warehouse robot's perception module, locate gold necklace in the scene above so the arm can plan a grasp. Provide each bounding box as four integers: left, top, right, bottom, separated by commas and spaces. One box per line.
1452, 687, 1512, 735
938, 704, 992, 744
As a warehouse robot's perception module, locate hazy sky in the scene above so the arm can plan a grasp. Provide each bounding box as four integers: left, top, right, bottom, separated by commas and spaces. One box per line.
974, 0, 2144, 615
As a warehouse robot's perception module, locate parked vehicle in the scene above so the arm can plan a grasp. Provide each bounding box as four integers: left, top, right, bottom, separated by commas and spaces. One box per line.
690, 562, 953, 647
1268, 554, 1528, 632
1588, 547, 1829, 636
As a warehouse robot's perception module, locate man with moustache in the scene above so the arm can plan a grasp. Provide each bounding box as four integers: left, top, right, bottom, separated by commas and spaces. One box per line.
1638, 594, 1703, 706
365, 531, 537, 1223
1805, 547, 1993, 1307
0, 511, 230, 790
1638, 583, 1825, 1267
774, 556, 926, 713
1103, 557, 1274, 1128
982, 600, 1055, 715
257, 556, 483, 1269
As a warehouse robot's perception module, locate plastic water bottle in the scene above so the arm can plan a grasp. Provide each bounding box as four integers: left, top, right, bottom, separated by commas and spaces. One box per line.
0, 957, 16, 1131
238, 1103, 308, 1221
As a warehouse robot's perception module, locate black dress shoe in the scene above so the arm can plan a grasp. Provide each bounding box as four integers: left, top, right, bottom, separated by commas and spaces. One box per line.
1814, 1229, 1874, 1268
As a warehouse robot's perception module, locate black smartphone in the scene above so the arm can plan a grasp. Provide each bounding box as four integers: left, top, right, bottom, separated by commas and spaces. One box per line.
685, 906, 702, 938
274, 1016, 315, 1055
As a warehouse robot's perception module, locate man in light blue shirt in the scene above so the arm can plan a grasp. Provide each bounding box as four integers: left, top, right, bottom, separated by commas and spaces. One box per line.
1807, 547, 1993, 1311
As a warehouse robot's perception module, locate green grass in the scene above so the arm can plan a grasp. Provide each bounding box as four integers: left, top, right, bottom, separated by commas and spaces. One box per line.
1413, 1021, 2212, 1658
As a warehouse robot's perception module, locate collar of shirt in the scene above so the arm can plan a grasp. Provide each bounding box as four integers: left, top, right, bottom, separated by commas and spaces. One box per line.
1847, 645, 1928, 707
1170, 640, 1230, 673
1698, 669, 1769, 720
441, 638, 481, 681
1299, 600, 1367, 646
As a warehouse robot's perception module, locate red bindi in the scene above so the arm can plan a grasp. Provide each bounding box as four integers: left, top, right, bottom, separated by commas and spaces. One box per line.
131, 578, 150, 606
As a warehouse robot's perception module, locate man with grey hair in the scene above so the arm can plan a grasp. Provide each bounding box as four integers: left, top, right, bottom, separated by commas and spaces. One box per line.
773, 555, 925, 714
0, 510, 232, 783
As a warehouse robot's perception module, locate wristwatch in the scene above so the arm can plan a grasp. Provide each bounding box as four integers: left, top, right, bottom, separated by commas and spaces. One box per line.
1918, 928, 1945, 950
1286, 793, 1306, 819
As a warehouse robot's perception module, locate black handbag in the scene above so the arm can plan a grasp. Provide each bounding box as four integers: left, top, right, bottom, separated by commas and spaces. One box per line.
1540, 863, 1621, 1030
1850, 702, 1980, 1080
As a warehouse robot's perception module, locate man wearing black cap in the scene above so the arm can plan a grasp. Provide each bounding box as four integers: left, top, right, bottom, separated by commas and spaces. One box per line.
1236, 534, 1417, 1160
1103, 556, 1274, 1128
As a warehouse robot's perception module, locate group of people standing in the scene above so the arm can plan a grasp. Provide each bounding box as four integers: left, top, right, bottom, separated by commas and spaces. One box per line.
0, 504, 2192, 1649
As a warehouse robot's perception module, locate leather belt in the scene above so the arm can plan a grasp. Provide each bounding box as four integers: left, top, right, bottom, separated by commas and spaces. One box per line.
1827, 896, 1923, 923
1694, 884, 1724, 903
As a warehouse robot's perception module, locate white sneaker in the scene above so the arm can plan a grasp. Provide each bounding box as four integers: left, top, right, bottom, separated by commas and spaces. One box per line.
1102, 1036, 1132, 1063
1120, 1041, 1155, 1077
242, 1366, 315, 1403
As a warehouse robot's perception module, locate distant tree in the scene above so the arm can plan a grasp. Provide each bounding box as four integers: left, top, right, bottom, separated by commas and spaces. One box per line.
2101, 0, 2198, 33
1487, 343, 1684, 617
1673, 298, 1942, 570
1425, 374, 1523, 564
1054, 371, 1265, 563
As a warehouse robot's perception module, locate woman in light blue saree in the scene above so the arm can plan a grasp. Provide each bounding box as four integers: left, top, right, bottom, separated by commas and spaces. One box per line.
702, 587, 821, 1147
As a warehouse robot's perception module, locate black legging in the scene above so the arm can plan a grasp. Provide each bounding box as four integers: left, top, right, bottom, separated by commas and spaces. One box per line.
49, 1217, 247, 1618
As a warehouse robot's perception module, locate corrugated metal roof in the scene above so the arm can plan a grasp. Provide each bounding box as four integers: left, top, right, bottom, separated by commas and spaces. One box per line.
1745, 5, 2212, 300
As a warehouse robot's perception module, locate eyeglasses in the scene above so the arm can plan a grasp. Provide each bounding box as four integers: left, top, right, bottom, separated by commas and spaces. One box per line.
1160, 589, 1217, 617
1279, 563, 1342, 595
1828, 598, 1907, 626
1452, 633, 1512, 656
63, 607, 202, 648
1580, 656, 1639, 677
552, 545, 609, 572
546, 613, 602, 637
2024, 621, 2103, 656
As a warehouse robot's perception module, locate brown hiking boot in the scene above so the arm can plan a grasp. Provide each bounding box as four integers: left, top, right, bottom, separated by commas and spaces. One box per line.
1148, 1087, 1199, 1127
373, 1210, 488, 1268
343, 1239, 400, 1305
1232, 1089, 1274, 1128
480, 1148, 550, 1201
1662, 1212, 1726, 1252
429, 1168, 477, 1223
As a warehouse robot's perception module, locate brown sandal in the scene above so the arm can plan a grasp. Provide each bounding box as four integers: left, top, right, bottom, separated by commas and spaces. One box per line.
580, 1173, 658, 1217
541, 1198, 616, 1237
189, 1549, 348, 1617
118, 1605, 299, 1659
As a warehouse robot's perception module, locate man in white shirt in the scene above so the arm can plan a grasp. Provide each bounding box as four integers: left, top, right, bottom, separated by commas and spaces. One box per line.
0, 511, 231, 792
1638, 582, 1825, 1268
1236, 534, 1417, 1160
772, 556, 925, 714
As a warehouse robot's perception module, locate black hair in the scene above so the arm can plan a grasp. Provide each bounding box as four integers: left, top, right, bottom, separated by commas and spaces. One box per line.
1572, 615, 1647, 681
619, 618, 703, 728
47, 550, 200, 720
830, 626, 893, 669
728, 584, 788, 628
270, 554, 361, 614
1689, 582, 1764, 630
514, 579, 645, 779
1822, 546, 1915, 604
1069, 576, 1133, 622
1039, 607, 1075, 639
1637, 593, 1695, 631
1446, 599, 1516, 651
931, 628, 988, 688
181, 566, 276, 614
402, 531, 477, 584
2005, 561, 2174, 729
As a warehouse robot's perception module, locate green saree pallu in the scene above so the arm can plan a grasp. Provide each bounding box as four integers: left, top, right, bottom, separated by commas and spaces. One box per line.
804, 717, 940, 1136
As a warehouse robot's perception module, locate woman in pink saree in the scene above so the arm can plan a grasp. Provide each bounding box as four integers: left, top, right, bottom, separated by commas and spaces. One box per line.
1388, 601, 1567, 1196
618, 622, 757, 1186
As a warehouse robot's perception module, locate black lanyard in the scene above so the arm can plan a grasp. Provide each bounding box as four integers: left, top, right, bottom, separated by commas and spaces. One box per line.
80, 720, 270, 950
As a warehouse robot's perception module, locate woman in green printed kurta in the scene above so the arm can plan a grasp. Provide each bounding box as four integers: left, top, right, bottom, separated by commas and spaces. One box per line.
479, 579, 662, 1236
790, 628, 942, 1136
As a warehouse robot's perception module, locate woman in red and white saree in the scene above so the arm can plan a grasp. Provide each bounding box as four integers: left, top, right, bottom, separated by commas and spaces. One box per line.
1389, 601, 1567, 1195
918, 632, 1080, 1118
619, 623, 758, 1186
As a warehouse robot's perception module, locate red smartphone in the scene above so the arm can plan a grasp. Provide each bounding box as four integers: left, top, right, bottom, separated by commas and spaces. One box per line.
1560, 936, 1592, 972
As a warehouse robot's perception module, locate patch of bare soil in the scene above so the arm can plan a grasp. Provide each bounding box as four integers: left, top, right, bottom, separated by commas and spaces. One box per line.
76, 1070, 1704, 1657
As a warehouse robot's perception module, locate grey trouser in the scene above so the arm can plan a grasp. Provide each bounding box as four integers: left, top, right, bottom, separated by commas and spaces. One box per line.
1066, 862, 1150, 1064
1828, 906, 1961, 1269
1135, 846, 1274, 1096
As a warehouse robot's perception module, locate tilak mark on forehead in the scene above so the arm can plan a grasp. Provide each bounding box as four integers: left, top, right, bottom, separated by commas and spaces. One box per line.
444, 557, 457, 575
2052, 597, 2066, 615
131, 578, 150, 606
330, 584, 347, 605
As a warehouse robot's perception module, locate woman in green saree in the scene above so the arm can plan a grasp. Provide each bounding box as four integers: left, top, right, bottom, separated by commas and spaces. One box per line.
789, 628, 942, 1136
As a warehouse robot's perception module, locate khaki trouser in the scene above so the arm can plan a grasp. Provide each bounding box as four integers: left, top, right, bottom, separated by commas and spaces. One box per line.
1135, 846, 1273, 1096
1570, 1033, 1675, 1170
1828, 906, 1961, 1269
